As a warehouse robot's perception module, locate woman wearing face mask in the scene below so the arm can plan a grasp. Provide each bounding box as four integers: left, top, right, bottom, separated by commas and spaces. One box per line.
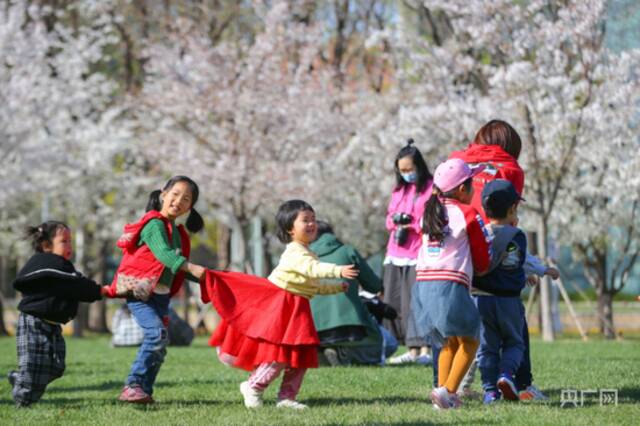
383, 139, 435, 365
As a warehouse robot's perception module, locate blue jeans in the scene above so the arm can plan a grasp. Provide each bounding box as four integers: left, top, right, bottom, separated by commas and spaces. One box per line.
475, 296, 525, 392
126, 294, 170, 395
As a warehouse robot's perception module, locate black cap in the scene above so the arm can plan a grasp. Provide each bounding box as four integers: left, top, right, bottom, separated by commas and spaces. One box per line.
481, 179, 524, 218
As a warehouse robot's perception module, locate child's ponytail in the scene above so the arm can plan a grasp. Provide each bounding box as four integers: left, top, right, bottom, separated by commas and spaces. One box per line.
423, 177, 473, 243
186, 208, 204, 233
422, 186, 448, 243
25, 221, 69, 252
146, 189, 163, 212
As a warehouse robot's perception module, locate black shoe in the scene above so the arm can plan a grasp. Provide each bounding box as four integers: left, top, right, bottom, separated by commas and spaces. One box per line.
8, 370, 17, 387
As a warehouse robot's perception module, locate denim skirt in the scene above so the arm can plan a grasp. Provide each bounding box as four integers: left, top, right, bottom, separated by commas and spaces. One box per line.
411, 279, 479, 346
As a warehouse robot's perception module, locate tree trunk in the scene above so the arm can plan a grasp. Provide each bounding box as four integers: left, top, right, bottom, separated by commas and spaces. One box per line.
216, 224, 230, 270
88, 242, 109, 332
73, 226, 86, 338
250, 216, 265, 277
597, 290, 616, 339
229, 216, 246, 272
0, 256, 9, 335
0, 296, 8, 336
537, 218, 555, 341
88, 300, 108, 333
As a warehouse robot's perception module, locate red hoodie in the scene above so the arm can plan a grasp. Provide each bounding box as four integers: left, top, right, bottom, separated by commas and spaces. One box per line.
105, 210, 191, 299
449, 144, 524, 222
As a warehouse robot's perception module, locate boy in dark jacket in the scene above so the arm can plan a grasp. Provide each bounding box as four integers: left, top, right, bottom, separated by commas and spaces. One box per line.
471, 180, 527, 404
9, 221, 109, 407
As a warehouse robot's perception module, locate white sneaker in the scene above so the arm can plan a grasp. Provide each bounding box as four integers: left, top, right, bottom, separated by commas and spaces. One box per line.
240, 381, 263, 408
430, 386, 453, 410
416, 354, 432, 366
387, 352, 417, 365
276, 399, 308, 410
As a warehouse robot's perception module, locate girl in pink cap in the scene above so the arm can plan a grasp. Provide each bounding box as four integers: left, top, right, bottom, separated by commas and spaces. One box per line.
411, 158, 491, 409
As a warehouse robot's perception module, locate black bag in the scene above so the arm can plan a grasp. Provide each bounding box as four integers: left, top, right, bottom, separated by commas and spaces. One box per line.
361, 296, 398, 324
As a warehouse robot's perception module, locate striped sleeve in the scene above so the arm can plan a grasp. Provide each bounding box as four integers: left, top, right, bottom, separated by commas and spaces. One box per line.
464, 207, 491, 274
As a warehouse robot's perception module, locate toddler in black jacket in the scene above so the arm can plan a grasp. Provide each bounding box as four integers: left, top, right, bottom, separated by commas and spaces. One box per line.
9, 221, 109, 407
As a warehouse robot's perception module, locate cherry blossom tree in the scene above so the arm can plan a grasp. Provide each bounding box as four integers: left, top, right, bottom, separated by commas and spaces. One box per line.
131, 0, 389, 264
0, 0, 140, 334
393, 0, 640, 339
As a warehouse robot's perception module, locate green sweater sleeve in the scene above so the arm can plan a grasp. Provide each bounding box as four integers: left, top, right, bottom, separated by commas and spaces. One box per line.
350, 247, 382, 293
140, 219, 187, 274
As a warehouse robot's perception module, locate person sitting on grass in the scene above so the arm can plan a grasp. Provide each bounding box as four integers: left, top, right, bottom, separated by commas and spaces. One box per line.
309, 220, 398, 366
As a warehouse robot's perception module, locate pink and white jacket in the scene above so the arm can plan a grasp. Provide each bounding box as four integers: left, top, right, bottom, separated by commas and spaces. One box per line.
416, 199, 491, 287
384, 181, 433, 263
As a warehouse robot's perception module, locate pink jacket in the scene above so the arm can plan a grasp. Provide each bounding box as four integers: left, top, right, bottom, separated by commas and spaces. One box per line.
416, 199, 491, 287
385, 181, 433, 260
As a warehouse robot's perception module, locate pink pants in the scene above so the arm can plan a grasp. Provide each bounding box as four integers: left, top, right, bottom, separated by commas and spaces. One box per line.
248, 362, 307, 400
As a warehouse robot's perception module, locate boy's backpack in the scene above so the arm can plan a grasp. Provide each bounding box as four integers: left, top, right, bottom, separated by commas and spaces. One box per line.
488, 225, 524, 273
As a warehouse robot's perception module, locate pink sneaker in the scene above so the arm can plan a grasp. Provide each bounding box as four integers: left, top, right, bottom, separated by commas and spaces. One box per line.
430, 386, 453, 410
118, 385, 154, 404
448, 393, 463, 408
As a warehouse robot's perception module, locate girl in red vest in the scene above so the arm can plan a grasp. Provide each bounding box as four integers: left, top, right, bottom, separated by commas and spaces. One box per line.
106, 176, 206, 404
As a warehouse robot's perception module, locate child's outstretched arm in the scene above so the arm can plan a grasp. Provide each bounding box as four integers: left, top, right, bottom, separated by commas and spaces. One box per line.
283, 247, 342, 279
524, 252, 559, 279
16, 271, 106, 302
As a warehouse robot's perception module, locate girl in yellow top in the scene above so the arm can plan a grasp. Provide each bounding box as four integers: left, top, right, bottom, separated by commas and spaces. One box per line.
202, 200, 358, 410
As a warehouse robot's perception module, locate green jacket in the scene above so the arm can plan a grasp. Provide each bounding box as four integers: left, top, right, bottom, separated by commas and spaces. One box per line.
309, 233, 382, 344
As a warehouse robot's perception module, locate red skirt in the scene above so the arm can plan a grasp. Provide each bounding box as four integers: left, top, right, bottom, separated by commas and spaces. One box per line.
202, 270, 319, 371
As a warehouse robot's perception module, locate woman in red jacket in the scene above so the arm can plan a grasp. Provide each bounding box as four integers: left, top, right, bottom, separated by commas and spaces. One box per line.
449, 120, 523, 223
449, 120, 549, 401
107, 176, 207, 404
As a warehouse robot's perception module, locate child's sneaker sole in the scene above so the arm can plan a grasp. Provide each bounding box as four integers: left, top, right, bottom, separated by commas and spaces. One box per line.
497, 378, 519, 401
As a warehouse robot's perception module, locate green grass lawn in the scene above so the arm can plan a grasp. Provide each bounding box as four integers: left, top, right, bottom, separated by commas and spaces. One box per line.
0, 336, 638, 425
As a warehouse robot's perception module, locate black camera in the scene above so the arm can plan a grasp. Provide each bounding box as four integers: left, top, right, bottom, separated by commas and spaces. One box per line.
392, 213, 413, 246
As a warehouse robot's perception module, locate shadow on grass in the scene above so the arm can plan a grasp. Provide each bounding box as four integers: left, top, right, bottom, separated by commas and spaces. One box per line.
154, 378, 239, 389
318, 421, 498, 426
0, 397, 226, 409
304, 395, 430, 406
45, 377, 237, 394
46, 380, 123, 393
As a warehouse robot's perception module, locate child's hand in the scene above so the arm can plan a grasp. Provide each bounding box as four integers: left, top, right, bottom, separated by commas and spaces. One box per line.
341, 265, 359, 279
187, 263, 206, 280
545, 267, 560, 280
341, 282, 350, 292
100, 286, 111, 297
526, 275, 540, 287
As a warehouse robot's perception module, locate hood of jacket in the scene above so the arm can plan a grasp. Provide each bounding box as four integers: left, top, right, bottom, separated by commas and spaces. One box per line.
450, 144, 521, 171
310, 233, 343, 258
